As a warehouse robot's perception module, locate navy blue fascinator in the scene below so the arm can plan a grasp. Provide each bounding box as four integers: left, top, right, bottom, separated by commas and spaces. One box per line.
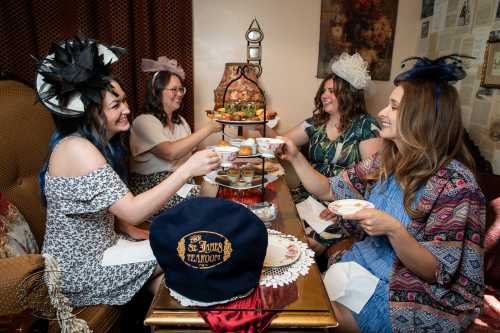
393, 54, 473, 113
394, 54, 473, 85
34, 36, 126, 117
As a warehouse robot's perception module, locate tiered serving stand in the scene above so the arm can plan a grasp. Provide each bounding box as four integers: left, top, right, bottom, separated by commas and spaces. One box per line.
216, 64, 269, 200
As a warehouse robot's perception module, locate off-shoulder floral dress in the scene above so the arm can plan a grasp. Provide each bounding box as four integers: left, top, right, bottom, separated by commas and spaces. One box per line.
42, 164, 156, 307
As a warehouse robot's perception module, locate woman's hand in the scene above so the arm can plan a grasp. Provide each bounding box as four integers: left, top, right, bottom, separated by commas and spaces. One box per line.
319, 207, 336, 220
275, 136, 300, 161
181, 149, 220, 177
343, 208, 402, 237
206, 121, 222, 134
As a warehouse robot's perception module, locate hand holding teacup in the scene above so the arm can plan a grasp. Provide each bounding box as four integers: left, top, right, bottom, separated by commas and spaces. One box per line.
328, 199, 401, 237
342, 208, 402, 237
274, 136, 300, 161
256, 137, 285, 158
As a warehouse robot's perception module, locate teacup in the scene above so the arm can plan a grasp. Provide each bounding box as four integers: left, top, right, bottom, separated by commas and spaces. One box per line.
256, 138, 285, 158
213, 146, 239, 167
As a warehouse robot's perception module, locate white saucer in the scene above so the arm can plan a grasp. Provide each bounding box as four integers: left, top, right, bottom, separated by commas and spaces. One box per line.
328, 199, 374, 216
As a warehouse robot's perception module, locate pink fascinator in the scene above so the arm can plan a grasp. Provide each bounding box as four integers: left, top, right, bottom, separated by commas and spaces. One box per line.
141, 56, 185, 80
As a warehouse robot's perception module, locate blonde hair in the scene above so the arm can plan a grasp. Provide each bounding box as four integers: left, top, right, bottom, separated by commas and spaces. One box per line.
375, 80, 474, 218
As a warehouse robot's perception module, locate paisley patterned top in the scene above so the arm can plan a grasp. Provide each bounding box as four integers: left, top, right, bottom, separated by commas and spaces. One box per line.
42, 165, 156, 307
328, 155, 485, 332
292, 113, 379, 203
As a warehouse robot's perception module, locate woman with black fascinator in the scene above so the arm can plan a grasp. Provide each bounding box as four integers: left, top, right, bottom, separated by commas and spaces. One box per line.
277, 55, 485, 332
36, 37, 219, 316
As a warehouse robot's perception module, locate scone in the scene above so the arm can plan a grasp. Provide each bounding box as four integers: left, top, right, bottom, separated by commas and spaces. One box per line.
239, 146, 253, 156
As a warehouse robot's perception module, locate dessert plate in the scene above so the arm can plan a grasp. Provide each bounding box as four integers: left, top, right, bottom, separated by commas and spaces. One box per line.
263, 234, 300, 268
203, 171, 277, 190
328, 199, 374, 216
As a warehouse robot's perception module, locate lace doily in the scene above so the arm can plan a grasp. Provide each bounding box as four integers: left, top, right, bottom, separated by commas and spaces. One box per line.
260, 229, 315, 288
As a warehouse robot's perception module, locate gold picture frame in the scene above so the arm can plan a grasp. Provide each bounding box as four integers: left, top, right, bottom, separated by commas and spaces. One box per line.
481, 39, 500, 88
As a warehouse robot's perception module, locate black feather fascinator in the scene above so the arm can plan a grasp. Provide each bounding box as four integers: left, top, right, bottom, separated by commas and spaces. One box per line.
35, 36, 126, 117
393, 54, 474, 85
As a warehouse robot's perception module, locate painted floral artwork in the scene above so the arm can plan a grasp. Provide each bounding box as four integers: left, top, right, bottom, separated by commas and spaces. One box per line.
317, 0, 399, 81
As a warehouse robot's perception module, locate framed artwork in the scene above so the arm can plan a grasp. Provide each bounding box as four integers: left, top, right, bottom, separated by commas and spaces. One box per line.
317, 0, 399, 81
481, 39, 500, 88
421, 0, 435, 19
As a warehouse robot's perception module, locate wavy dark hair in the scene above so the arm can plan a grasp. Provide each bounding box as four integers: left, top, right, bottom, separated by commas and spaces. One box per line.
141, 71, 183, 125
39, 77, 128, 205
312, 74, 368, 130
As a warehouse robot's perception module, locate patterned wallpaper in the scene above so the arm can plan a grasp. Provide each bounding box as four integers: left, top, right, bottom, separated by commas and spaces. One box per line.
417, 0, 500, 174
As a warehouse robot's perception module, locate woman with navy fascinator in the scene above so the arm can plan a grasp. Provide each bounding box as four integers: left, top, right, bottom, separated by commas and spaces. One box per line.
277, 54, 485, 332
36, 36, 219, 326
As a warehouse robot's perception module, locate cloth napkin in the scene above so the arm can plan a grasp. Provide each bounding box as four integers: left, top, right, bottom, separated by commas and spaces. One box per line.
199, 288, 277, 333
101, 239, 155, 266
296, 196, 333, 234
323, 261, 379, 314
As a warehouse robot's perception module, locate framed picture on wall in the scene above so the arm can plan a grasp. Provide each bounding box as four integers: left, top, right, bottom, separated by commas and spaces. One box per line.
481, 39, 500, 88
317, 0, 399, 81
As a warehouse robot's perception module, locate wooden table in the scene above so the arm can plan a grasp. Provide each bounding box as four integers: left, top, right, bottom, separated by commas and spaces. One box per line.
145, 178, 338, 332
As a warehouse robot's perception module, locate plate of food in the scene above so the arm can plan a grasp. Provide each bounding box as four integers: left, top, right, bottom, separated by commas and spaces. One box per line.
328, 199, 374, 216
263, 234, 300, 268
251, 160, 283, 176
206, 108, 277, 124
203, 169, 278, 190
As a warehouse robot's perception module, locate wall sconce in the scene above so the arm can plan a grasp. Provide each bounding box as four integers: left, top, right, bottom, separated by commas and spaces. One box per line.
246, 18, 263, 77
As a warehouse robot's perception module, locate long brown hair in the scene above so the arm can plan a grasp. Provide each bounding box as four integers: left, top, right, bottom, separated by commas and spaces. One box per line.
141, 71, 183, 125
312, 74, 368, 130
376, 79, 474, 218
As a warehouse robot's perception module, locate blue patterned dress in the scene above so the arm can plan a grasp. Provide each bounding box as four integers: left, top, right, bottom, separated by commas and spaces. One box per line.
338, 175, 423, 332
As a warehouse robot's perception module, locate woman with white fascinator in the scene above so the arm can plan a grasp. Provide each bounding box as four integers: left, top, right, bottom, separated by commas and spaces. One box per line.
37, 37, 219, 319
129, 56, 222, 214
270, 53, 383, 255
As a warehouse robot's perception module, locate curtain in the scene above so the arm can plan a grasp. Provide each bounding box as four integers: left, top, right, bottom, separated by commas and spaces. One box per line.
0, 0, 194, 127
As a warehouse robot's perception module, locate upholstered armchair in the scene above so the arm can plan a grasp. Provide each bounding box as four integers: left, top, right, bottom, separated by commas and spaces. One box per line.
0, 75, 121, 332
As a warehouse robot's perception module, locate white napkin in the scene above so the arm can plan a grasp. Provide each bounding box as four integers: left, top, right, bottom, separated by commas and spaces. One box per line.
296, 196, 333, 234
267, 117, 280, 129
323, 262, 379, 314
176, 183, 196, 198
101, 239, 156, 266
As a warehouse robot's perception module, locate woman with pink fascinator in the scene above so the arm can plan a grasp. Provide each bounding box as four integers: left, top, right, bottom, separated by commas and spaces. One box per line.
129, 57, 221, 215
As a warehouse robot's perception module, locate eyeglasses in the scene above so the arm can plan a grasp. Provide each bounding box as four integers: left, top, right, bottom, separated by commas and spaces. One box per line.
165, 86, 187, 95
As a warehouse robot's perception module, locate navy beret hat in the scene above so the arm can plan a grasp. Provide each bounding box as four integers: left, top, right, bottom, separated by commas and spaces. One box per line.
150, 197, 268, 305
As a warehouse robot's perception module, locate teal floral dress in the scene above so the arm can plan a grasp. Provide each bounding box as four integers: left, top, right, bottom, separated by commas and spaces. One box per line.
292, 113, 380, 247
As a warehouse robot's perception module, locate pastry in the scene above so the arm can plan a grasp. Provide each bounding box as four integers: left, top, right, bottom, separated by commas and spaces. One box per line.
218, 139, 231, 147
239, 146, 253, 156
